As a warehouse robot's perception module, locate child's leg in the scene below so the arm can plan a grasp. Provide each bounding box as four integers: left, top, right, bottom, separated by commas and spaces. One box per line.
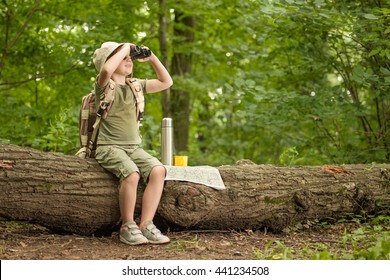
118, 171, 149, 246
139, 165, 166, 228
95, 145, 140, 224
119, 172, 140, 224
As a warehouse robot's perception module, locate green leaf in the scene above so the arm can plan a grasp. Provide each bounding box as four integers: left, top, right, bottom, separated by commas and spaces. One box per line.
363, 14, 378, 20
352, 65, 365, 83
368, 48, 381, 57
380, 67, 390, 76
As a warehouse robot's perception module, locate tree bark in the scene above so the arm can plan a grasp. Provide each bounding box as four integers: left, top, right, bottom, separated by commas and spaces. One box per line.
1, 144, 389, 236
158, 0, 171, 118
170, 11, 195, 152
161, 161, 390, 231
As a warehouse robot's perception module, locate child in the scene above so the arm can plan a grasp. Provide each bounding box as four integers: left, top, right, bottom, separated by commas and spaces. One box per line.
92, 42, 173, 245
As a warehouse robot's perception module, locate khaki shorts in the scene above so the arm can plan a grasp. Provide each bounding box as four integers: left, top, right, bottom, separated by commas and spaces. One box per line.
95, 145, 164, 183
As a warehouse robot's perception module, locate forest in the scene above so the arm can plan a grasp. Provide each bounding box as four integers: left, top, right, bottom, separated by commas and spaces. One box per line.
0, 0, 388, 166
1, 0, 390, 262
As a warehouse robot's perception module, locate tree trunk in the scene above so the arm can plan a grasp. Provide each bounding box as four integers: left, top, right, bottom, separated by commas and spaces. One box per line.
161, 161, 390, 231
170, 10, 195, 152
158, 0, 171, 118
0, 144, 120, 235
1, 145, 389, 236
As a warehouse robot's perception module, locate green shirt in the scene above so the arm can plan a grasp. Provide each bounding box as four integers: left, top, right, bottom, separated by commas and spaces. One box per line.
95, 79, 146, 145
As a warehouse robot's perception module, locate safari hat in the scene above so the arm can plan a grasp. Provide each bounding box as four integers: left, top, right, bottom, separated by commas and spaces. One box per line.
93, 42, 124, 72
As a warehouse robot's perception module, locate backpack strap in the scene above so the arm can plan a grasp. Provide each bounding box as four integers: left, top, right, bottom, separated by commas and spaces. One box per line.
76, 92, 95, 158
99, 79, 116, 119
86, 79, 116, 157
126, 78, 145, 124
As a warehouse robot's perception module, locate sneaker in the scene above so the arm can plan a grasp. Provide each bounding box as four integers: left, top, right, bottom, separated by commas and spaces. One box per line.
141, 221, 170, 244
120, 221, 149, 245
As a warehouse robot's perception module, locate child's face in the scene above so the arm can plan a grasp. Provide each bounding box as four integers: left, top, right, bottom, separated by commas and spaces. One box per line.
115, 55, 133, 76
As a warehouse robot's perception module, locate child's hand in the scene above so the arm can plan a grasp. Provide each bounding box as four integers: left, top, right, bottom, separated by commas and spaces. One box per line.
136, 56, 151, 62
135, 46, 152, 62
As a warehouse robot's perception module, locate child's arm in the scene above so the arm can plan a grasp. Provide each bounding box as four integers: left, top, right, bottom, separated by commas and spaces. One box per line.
97, 43, 131, 87
141, 52, 173, 93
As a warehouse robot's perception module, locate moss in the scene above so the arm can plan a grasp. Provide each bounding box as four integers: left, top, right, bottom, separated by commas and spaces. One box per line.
264, 196, 286, 205
42, 183, 55, 191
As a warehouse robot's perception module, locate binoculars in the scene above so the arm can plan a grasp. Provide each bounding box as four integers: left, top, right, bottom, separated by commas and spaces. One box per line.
130, 45, 152, 60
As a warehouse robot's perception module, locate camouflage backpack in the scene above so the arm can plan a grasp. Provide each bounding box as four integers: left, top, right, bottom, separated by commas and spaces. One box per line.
76, 78, 144, 159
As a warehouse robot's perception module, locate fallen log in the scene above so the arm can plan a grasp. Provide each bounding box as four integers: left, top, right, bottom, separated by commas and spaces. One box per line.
161, 162, 390, 232
1, 144, 389, 235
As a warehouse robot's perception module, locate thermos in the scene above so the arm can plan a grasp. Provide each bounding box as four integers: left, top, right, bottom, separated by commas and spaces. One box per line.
161, 118, 173, 165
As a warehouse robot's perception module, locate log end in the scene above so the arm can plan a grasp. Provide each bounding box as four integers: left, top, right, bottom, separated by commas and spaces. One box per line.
159, 182, 215, 228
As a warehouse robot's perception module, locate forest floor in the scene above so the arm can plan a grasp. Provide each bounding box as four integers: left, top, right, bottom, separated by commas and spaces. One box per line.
0, 218, 379, 260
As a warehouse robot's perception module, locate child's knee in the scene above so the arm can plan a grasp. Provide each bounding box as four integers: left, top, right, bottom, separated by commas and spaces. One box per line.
122, 171, 140, 186
151, 165, 166, 177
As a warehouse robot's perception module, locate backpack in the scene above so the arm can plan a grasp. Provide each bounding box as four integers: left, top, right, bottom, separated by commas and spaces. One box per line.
76, 78, 145, 159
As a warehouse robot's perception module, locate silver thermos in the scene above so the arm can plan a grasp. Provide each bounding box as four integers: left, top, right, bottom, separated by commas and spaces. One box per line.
162, 118, 173, 165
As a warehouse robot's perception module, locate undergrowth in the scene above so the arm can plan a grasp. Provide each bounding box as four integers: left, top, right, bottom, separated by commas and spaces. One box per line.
253, 215, 390, 260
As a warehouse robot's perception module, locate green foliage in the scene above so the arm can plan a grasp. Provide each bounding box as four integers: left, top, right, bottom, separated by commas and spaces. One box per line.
166, 235, 200, 251
31, 108, 78, 154
0, 0, 388, 165
253, 240, 294, 260
253, 215, 390, 260
279, 147, 299, 166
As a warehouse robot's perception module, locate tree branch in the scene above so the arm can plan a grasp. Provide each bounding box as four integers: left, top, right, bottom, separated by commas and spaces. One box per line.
0, 0, 41, 73
7, 0, 41, 50
0, 65, 80, 90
